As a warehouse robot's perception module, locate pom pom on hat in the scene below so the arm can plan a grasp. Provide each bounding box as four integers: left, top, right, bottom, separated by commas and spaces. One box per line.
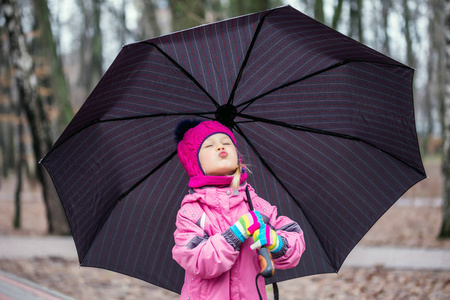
174, 119, 202, 144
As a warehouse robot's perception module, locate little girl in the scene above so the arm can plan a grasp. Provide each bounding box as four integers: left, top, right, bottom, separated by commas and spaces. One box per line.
173, 120, 306, 300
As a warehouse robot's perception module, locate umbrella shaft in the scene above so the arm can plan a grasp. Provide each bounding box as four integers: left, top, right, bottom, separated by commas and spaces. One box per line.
245, 186, 254, 211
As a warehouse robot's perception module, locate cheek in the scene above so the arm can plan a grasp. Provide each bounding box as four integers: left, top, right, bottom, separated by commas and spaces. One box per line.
198, 150, 207, 169
230, 149, 239, 164
198, 150, 205, 159
199, 150, 214, 168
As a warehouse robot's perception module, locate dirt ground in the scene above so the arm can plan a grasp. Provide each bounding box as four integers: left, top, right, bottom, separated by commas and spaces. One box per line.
1, 158, 449, 299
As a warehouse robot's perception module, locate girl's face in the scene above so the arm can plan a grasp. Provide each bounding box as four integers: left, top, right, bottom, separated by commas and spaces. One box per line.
198, 133, 238, 176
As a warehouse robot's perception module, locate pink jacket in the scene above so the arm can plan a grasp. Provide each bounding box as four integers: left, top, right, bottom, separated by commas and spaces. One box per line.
172, 183, 306, 300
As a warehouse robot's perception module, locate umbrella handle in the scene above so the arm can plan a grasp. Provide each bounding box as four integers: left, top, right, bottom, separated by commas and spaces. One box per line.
258, 247, 275, 278
246, 186, 275, 278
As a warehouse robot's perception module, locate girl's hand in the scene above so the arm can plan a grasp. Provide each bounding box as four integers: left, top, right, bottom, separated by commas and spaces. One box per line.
250, 222, 283, 253
230, 211, 263, 242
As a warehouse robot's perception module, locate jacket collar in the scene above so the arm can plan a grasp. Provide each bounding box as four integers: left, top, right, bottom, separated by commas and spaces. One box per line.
188, 169, 248, 188
183, 182, 250, 208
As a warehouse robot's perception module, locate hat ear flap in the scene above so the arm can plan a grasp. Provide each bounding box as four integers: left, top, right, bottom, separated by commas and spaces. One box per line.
174, 119, 202, 144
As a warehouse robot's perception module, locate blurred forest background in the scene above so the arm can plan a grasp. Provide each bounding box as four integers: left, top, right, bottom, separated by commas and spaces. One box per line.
0, 0, 448, 235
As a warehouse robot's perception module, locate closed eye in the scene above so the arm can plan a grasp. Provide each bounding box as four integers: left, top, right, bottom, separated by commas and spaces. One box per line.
222, 139, 232, 145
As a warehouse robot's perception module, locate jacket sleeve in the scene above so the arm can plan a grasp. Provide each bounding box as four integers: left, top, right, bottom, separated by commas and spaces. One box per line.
250, 188, 306, 270
172, 202, 240, 279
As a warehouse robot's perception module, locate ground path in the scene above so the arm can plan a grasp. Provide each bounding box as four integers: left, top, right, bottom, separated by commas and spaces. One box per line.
1, 233, 449, 299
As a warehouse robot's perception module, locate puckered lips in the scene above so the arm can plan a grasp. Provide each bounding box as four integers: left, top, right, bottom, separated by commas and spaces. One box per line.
219, 151, 228, 158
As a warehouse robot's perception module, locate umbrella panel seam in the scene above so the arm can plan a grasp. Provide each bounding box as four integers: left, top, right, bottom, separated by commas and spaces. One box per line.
144, 41, 220, 109
227, 8, 275, 106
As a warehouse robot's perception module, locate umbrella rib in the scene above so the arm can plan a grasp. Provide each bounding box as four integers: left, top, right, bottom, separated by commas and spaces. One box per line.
118, 150, 178, 201
39, 112, 215, 163
95, 112, 216, 123
236, 61, 349, 112
144, 41, 220, 109
79, 151, 178, 264
233, 124, 302, 209
238, 112, 359, 140
237, 59, 412, 113
227, 8, 276, 106
234, 123, 340, 271
237, 113, 426, 177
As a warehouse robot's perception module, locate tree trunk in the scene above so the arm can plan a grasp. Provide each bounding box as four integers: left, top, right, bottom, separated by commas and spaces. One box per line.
403, 0, 415, 67
349, 0, 364, 43
205, 0, 222, 23
423, 0, 446, 156
0, 32, 15, 178
118, 0, 127, 46
439, 0, 450, 238
90, 0, 104, 92
77, 0, 89, 94
0, 115, 15, 178
314, 0, 325, 23
33, 0, 73, 131
2, 0, 70, 235
380, 0, 391, 56
331, 0, 344, 30
356, 0, 363, 43
437, 0, 447, 141
0, 22, 14, 178
76, 0, 104, 96
423, 27, 435, 156
138, 0, 162, 40
13, 112, 24, 229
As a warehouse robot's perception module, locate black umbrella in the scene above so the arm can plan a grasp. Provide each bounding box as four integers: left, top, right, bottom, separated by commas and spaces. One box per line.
40, 5, 426, 294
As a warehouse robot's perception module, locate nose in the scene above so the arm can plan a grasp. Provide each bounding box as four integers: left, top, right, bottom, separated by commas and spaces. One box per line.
217, 145, 225, 151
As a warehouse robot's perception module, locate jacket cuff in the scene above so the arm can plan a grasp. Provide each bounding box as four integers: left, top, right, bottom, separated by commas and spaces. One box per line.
222, 228, 243, 251
272, 236, 288, 259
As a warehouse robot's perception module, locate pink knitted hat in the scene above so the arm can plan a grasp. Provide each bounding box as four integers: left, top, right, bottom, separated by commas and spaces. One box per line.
176, 120, 238, 177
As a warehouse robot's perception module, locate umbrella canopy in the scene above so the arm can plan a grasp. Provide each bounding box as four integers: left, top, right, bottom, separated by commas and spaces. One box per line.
40, 5, 426, 294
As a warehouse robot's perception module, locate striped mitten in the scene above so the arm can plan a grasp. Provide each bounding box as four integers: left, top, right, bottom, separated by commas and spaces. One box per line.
250, 222, 283, 253
230, 211, 263, 242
